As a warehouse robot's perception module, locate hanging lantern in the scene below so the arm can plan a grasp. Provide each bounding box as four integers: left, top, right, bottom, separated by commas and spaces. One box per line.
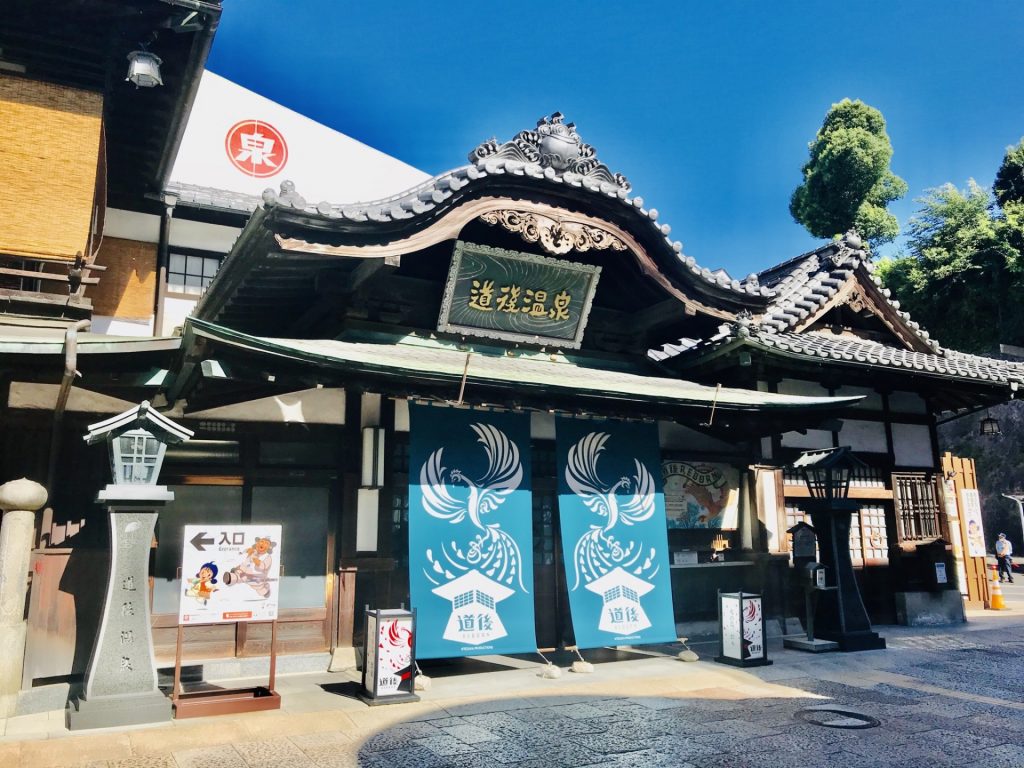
980, 414, 1001, 436
126, 50, 163, 88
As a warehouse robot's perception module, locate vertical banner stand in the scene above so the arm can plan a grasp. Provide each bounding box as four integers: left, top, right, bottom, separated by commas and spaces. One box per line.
171, 620, 282, 718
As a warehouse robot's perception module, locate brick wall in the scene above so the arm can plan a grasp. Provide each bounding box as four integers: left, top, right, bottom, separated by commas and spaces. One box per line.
0, 75, 103, 261
86, 237, 157, 319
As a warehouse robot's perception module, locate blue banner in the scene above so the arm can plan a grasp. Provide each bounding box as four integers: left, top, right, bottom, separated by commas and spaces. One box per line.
556, 417, 676, 648
409, 404, 536, 658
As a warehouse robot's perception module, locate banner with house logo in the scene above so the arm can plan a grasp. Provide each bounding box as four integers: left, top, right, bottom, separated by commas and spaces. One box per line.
409, 404, 536, 658
556, 418, 676, 648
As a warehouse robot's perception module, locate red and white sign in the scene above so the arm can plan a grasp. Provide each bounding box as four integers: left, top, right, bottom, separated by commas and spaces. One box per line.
170, 71, 430, 202
225, 119, 288, 177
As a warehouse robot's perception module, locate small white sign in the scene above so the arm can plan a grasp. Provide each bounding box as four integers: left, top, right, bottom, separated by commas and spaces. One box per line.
815, 568, 827, 589
935, 562, 948, 584
960, 489, 986, 559
178, 524, 282, 625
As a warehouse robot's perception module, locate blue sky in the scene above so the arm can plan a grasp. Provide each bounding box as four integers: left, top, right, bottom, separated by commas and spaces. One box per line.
208, 2, 1024, 277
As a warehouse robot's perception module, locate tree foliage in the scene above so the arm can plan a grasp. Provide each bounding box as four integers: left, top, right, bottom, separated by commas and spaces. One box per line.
994, 136, 1024, 207
880, 138, 1024, 551
790, 99, 908, 248
876, 181, 1024, 353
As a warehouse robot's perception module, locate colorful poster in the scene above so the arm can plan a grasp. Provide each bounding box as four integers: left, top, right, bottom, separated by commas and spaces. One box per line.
408, 405, 536, 658
960, 489, 986, 558
662, 461, 740, 529
178, 524, 281, 625
556, 418, 676, 648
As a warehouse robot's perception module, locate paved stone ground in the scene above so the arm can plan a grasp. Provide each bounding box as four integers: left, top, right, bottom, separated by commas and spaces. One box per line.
4, 590, 1024, 768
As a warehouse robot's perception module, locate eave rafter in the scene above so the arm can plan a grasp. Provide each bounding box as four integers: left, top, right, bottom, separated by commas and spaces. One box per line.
274, 198, 734, 321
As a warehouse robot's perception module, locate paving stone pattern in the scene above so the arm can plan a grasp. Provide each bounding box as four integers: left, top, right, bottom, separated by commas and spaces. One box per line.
8, 621, 1024, 767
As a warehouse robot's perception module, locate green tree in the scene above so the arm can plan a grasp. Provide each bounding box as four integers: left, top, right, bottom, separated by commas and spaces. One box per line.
994, 137, 1024, 207
996, 139, 1024, 270
876, 181, 1023, 353
790, 99, 908, 248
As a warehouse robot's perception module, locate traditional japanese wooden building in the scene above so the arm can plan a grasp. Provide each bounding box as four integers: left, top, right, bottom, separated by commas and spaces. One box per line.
3, 110, 1022, 705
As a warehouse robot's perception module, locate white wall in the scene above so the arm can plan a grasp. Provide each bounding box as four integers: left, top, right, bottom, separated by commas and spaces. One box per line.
892, 423, 934, 467
838, 419, 889, 454
170, 71, 430, 204
104, 208, 241, 252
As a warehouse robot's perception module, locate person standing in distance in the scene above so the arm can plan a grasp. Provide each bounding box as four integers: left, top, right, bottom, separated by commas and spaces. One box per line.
996, 533, 1014, 584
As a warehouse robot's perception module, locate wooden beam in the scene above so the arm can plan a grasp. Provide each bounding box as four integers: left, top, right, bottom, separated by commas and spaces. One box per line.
0, 267, 99, 285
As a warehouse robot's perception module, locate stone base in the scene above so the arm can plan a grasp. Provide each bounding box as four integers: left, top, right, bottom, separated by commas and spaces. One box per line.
818, 630, 886, 652
16, 682, 71, 716
894, 591, 966, 627
784, 636, 839, 653
66, 690, 172, 731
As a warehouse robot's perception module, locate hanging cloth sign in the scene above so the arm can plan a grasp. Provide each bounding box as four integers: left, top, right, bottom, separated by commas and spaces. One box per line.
556, 417, 676, 648
409, 404, 537, 659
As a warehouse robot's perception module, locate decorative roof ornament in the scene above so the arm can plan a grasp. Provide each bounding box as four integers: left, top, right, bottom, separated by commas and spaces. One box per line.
470, 112, 631, 192
479, 209, 627, 256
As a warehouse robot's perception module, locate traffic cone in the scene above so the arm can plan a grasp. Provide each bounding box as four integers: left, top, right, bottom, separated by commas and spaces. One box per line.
990, 569, 1007, 610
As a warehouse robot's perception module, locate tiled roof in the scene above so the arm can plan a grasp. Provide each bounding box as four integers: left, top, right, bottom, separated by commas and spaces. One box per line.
651, 325, 1024, 386
165, 182, 261, 214
247, 113, 772, 300
754, 232, 939, 351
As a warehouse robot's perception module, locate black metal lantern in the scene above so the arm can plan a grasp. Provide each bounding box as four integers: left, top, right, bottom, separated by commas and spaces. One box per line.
791, 446, 866, 502
980, 413, 1001, 437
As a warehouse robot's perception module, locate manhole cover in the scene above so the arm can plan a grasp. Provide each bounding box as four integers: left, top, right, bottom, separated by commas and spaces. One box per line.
795, 708, 880, 729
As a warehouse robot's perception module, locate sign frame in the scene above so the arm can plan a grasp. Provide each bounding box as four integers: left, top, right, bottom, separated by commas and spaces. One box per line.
437, 241, 601, 350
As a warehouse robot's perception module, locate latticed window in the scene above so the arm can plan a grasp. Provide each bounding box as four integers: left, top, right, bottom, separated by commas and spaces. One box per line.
476, 591, 495, 610
603, 586, 623, 602
893, 474, 944, 542
454, 592, 473, 609
785, 504, 888, 564
168, 251, 221, 294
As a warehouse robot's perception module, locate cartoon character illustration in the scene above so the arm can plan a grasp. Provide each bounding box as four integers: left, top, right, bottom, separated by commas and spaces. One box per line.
223, 536, 276, 598
185, 562, 219, 604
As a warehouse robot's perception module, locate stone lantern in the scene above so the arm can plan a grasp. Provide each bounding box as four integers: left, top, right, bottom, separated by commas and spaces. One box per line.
67, 401, 192, 730
790, 447, 885, 652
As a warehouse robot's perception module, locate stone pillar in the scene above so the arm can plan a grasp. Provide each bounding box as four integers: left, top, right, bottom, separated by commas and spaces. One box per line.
67, 486, 174, 730
0, 478, 48, 718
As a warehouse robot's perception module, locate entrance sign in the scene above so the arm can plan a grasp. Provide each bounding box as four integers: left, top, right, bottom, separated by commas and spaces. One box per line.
178, 525, 281, 625
408, 405, 537, 658
662, 461, 740, 529
960, 489, 986, 558
438, 241, 601, 349
555, 418, 676, 648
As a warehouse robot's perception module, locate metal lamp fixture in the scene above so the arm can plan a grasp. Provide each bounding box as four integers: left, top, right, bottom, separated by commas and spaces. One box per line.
126, 50, 163, 88
979, 412, 1001, 437
791, 446, 865, 502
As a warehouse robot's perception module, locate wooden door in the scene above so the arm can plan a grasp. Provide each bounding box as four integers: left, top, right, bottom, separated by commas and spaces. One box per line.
941, 453, 990, 607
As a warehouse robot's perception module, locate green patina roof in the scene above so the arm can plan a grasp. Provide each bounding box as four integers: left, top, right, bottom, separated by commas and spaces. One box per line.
186, 317, 860, 412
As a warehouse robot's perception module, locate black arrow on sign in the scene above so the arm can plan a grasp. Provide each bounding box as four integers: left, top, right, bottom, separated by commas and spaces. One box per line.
190, 531, 214, 551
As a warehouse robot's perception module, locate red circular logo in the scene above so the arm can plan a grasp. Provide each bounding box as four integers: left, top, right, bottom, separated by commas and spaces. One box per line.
224, 119, 288, 178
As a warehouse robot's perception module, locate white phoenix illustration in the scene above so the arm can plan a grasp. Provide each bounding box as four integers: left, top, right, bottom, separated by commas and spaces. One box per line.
565, 431, 658, 590
420, 423, 528, 592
